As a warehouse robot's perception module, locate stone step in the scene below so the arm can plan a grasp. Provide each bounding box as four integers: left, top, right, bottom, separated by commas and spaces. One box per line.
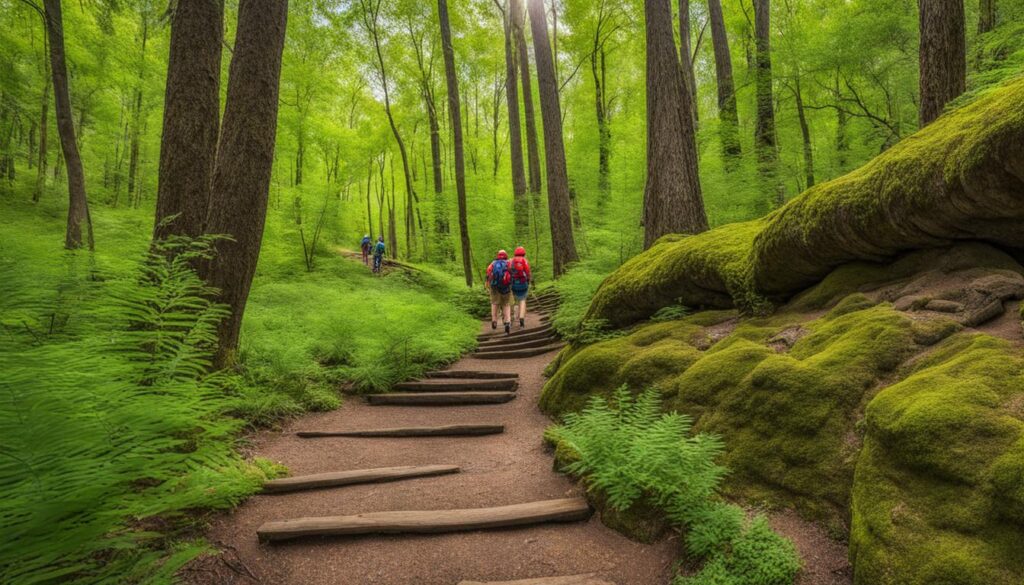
479, 328, 556, 346
296, 424, 505, 438
392, 378, 518, 392
473, 344, 565, 360
476, 336, 560, 353
366, 391, 516, 406
262, 465, 460, 494
458, 575, 615, 585
423, 370, 519, 380
257, 497, 592, 543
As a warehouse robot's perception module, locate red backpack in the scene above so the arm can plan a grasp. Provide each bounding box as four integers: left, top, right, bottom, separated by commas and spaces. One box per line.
511, 257, 529, 286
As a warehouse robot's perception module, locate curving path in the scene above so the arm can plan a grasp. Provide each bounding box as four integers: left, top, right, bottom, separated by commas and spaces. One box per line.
187, 299, 677, 585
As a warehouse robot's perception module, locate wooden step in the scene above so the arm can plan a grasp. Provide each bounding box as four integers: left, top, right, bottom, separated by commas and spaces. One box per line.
479, 329, 557, 346
257, 497, 592, 542
476, 336, 559, 353
423, 370, 518, 380
296, 424, 505, 438
393, 378, 518, 392
262, 465, 460, 494
478, 325, 552, 341
474, 344, 565, 360
458, 575, 615, 585
366, 391, 516, 406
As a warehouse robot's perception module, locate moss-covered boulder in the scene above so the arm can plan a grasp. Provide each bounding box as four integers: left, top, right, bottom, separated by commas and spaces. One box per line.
586, 78, 1024, 327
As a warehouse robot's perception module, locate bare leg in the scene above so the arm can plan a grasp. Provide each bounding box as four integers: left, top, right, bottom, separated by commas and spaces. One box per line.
519, 299, 527, 319
503, 302, 512, 324
491, 303, 498, 324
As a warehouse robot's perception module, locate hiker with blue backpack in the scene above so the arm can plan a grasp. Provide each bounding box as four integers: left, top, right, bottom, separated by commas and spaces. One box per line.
372, 236, 386, 274
486, 249, 514, 334
360, 234, 372, 266
510, 246, 532, 329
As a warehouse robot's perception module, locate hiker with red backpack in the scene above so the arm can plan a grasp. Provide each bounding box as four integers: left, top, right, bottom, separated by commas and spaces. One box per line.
486, 249, 514, 334
510, 246, 532, 329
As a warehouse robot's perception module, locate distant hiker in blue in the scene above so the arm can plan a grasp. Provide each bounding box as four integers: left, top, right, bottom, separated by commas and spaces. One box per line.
360, 234, 372, 266
372, 236, 386, 274
486, 249, 513, 334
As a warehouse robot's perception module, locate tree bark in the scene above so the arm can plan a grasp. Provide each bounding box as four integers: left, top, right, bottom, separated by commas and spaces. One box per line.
438, 0, 474, 287
642, 0, 707, 249
528, 0, 579, 277
978, 0, 996, 34
753, 0, 782, 207
33, 43, 50, 203
127, 11, 149, 201
793, 76, 814, 189
154, 0, 223, 241
708, 0, 740, 159
679, 0, 698, 125
918, 0, 966, 126
201, 0, 288, 366
501, 1, 529, 242
43, 0, 93, 250
512, 0, 542, 195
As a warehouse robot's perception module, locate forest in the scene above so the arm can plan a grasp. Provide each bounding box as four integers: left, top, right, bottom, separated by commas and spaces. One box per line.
1, 0, 1023, 584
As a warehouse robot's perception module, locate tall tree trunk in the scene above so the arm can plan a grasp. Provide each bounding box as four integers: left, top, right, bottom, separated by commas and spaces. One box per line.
361, 0, 416, 261
708, 0, 740, 159
201, 0, 288, 366
528, 0, 579, 277
679, 0, 698, 125
295, 132, 304, 185
33, 45, 50, 203
512, 0, 542, 195
978, 0, 997, 34
643, 0, 707, 249
127, 12, 149, 201
501, 2, 528, 241
438, 0, 474, 287
591, 44, 610, 197
366, 157, 374, 239
793, 75, 814, 188
43, 0, 93, 250
919, 0, 966, 126
154, 0, 223, 241
753, 0, 782, 207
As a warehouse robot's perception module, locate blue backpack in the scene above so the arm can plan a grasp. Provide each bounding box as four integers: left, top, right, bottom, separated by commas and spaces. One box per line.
361, 236, 371, 249
374, 241, 386, 256
490, 259, 511, 293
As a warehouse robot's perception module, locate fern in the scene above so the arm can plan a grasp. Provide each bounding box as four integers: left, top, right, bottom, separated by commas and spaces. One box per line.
549, 387, 801, 585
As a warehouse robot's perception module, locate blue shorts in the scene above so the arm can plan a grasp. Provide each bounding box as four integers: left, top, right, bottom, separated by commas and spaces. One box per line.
512, 285, 529, 301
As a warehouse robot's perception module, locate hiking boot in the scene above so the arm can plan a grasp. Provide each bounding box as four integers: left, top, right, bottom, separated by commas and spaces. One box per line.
519, 318, 525, 329
504, 322, 511, 335
491, 321, 498, 330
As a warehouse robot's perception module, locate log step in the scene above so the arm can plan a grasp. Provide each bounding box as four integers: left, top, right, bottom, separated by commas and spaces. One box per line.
423, 370, 518, 380
479, 329, 557, 346
262, 465, 460, 494
458, 575, 615, 585
478, 325, 552, 341
474, 344, 565, 360
257, 497, 592, 542
366, 392, 516, 406
392, 378, 518, 392
296, 424, 505, 438
476, 336, 559, 353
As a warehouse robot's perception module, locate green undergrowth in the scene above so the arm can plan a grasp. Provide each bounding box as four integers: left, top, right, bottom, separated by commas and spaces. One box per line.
546, 388, 800, 585
544, 288, 1024, 582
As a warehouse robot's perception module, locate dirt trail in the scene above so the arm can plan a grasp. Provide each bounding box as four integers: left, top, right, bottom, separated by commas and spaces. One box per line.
191, 311, 677, 585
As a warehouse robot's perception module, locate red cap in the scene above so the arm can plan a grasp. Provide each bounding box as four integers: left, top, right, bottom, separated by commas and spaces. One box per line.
497, 249, 509, 260
514, 246, 526, 257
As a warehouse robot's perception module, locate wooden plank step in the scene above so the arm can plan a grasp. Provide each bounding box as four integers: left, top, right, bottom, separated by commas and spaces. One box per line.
476, 336, 559, 353
478, 325, 552, 341
393, 378, 518, 392
423, 370, 518, 380
479, 329, 557, 346
366, 392, 516, 406
296, 424, 505, 438
474, 344, 565, 360
262, 465, 460, 494
458, 575, 615, 585
257, 497, 592, 542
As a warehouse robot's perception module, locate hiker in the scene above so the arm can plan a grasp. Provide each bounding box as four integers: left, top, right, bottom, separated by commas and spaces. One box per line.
486, 249, 514, 334
510, 246, 532, 329
372, 236, 386, 274
360, 234, 372, 266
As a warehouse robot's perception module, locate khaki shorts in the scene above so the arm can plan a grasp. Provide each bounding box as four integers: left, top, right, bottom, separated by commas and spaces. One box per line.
488, 288, 512, 307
